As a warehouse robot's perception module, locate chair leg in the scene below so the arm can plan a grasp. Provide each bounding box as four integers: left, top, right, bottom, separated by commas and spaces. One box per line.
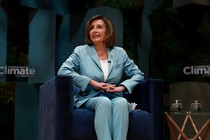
203, 122, 210, 140
193, 119, 210, 140
178, 113, 189, 140
188, 114, 201, 140
164, 112, 188, 140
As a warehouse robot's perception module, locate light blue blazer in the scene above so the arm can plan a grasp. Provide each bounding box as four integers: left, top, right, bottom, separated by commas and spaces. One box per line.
58, 45, 144, 108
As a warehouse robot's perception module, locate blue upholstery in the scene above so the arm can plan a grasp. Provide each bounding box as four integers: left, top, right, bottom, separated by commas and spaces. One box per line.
39, 75, 164, 140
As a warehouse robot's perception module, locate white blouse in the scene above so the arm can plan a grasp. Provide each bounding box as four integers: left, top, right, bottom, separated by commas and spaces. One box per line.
99, 59, 109, 81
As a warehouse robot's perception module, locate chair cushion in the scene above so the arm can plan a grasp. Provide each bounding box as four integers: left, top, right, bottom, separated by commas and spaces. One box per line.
128, 109, 153, 140
69, 109, 97, 140
69, 109, 153, 140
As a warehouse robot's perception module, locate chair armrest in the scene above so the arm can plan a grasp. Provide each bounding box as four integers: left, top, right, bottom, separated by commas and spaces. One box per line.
140, 79, 164, 140
125, 78, 164, 140
136, 79, 164, 112
39, 75, 73, 140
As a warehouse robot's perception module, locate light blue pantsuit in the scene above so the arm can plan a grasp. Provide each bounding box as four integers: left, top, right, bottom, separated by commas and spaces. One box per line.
58, 45, 144, 139
57, 45, 144, 108
84, 96, 131, 140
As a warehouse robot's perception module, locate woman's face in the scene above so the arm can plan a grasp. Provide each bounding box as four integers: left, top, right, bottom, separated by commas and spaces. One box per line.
89, 19, 107, 46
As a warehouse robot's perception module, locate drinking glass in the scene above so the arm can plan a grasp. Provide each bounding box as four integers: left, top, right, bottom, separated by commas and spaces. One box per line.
190, 100, 202, 112
170, 99, 183, 112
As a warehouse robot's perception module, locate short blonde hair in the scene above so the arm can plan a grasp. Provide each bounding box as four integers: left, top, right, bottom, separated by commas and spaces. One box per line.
85, 15, 116, 47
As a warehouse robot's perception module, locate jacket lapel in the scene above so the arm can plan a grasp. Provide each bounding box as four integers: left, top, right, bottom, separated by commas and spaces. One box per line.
86, 46, 102, 70
87, 46, 115, 81
107, 48, 114, 77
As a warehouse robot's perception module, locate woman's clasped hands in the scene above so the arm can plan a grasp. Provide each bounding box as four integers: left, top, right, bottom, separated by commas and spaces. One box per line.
90, 80, 125, 93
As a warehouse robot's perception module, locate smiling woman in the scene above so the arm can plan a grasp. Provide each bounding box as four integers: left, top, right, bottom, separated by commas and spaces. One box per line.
86, 15, 115, 48
57, 15, 144, 140
89, 20, 106, 44
89, 20, 108, 61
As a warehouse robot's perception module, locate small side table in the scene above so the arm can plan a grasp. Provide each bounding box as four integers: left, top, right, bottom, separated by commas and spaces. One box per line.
165, 111, 210, 140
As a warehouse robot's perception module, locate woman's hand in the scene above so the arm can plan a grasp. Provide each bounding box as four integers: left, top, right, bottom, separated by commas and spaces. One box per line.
106, 85, 125, 93
89, 80, 125, 93
89, 80, 114, 92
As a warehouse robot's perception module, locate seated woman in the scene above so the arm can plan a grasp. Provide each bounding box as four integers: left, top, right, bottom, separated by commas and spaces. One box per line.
58, 15, 144, 140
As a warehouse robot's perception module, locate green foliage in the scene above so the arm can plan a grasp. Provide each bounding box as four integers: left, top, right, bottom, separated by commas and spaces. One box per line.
0, 0, 6, 7
0, 82, 15, 105
0, 82, 15, 140
150, 4, 210, 83
104, 0, 133, 9
85, 0, 143, 9
122, 9, 140, 63
84, 0, 143, 64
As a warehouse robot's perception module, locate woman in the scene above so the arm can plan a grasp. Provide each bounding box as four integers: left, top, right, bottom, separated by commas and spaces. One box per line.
58, 15, 144, 140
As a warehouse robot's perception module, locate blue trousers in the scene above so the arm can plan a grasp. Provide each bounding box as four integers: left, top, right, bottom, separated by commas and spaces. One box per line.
84, 96, 131, 140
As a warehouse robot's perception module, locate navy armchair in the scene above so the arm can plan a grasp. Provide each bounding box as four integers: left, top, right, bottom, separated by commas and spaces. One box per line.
39, 75, 164, 140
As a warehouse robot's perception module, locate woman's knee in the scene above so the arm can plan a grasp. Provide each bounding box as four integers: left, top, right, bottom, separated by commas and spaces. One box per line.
95, 97, 112, 110
112, 97, 128, 109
